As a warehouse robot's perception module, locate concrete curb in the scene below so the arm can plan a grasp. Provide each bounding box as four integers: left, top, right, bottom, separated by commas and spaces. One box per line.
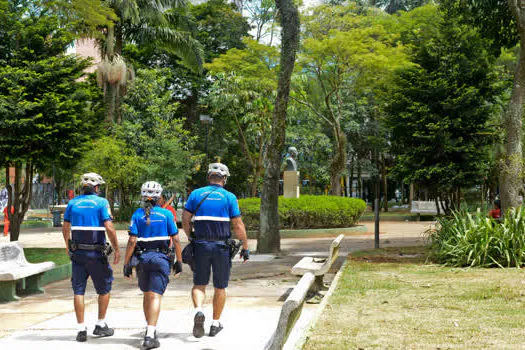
292, 256, 348, 349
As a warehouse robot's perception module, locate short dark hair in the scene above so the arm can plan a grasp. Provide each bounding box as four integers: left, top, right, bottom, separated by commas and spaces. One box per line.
83, 184, 97, 195
209, 174, 225, 183
494, 199, 501, 209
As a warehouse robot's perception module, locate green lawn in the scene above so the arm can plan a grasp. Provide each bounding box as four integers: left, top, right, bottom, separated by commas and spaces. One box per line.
24, 248, 70, 266
304, 246, 525, 349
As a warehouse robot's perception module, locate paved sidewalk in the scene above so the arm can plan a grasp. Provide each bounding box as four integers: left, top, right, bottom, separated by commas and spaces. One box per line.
0, 221, 431, 349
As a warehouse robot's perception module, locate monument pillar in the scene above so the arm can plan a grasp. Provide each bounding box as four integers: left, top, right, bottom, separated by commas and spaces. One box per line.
283, 171, 299, 198
283, 146, 300, 198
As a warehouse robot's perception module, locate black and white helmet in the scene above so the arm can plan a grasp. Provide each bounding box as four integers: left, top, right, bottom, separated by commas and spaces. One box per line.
208, 163, 230, 178
141, 181, 163, 200
80, 172, 105, 187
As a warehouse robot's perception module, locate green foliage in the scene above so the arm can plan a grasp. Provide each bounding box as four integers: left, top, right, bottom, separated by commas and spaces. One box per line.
79, 136, 145, 195
205, 38, 279, 195
295, 4, 412, 194
439, 0, 516, 56
239, 195, 366, 230
120, 68, 197, 191
0, 1, 99, 169
385, 6, 505, 196
190, 0, 251, 62
428, 208, 525, 268
206, 37, 279, 87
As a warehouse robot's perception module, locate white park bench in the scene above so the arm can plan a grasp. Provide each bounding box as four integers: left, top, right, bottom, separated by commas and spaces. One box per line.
291, 234, 344, 293
0, 242, 55, 302
410, 200, 439, 220
264, 272, 315, 350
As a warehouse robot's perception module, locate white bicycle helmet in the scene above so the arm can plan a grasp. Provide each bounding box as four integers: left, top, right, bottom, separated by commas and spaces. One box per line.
208, 163, 230, 177
80, 172, 105, 187
141, 181, 163, 200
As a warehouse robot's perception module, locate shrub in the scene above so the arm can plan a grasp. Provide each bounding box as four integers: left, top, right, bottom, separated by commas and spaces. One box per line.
239, 195, 366, 230
428, 207, 525, 267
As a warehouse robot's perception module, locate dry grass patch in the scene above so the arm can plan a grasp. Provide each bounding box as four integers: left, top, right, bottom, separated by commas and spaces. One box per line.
304, 247, 525, 349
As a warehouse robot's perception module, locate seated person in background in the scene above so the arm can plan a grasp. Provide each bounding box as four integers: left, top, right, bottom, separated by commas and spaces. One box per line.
489, 199, 501, 220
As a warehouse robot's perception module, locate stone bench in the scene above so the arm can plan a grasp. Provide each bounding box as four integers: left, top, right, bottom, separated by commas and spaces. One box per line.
291, 234, 344, 293
410, 200, 439, 220
0, 242, 55, 302
264, 272, 315, 350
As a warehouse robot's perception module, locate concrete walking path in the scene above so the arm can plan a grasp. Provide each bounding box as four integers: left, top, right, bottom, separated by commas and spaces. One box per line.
0, 221, 432, 349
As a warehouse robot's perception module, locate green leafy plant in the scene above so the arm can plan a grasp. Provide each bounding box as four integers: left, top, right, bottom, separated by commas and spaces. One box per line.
428, 208, 525, 267
239, 195, 366, 230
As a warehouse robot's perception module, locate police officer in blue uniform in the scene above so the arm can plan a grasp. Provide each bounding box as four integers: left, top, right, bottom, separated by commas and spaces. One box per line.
62, 172, 120, 342
123, 181, 182, 350
182, 163, 249, 338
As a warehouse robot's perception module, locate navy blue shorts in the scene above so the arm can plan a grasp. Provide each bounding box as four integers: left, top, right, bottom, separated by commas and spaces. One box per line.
193, 241, 231, 289
137, 252, 171, 295
71, 253, 113, 295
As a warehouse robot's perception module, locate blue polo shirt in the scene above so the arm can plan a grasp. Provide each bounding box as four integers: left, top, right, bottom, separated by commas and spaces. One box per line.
64, 194, 112, 257
129, 206, 178, 250
184, 184, 241, 241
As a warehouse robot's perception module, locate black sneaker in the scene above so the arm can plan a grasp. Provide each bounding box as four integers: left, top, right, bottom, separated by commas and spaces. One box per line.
142, 332, 160, 350
193, 311, 205, 338
209, 323, 223, 337
93, 324, 114, 337
76, 330, 87, 342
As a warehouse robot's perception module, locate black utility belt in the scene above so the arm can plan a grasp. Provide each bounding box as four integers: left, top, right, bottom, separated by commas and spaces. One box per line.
135, 247, 170, 255
69, 240, 113, 257
194, 238, 230, 243
70, 242, 105, 251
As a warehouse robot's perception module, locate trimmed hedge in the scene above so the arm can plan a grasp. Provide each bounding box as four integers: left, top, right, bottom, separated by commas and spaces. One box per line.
239, 195, 366, 230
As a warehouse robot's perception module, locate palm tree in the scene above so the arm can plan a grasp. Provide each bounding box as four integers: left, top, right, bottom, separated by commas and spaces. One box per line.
95, 0, 203, 123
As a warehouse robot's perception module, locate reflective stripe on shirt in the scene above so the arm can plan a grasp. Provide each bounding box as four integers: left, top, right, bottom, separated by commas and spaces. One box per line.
136, 236, 171, 242
71, 226, 106, 231
193, 216, 230, 222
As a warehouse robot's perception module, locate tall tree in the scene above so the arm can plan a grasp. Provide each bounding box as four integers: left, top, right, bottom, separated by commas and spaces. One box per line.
257, 0, 299, 253
65, 0, 203, 124
0, 0, 98, 240
295, 5, 410, 196
441, 0, 522, 211
244, 0, 278, 43
206, 39, 279, 196
385, 5, 505, 211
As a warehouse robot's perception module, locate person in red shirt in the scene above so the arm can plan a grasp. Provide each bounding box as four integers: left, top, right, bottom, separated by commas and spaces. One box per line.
489, 199, 501, 220
3, 205, 14, 237
159, 194, 177, 223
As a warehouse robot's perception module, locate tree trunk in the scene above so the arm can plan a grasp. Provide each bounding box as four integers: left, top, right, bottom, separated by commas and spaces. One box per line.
357, 161, 362, 198
105, 82, 116, 123
501, 2, 525, 212
258, 0, 299, 253
329, 128, 347, 196
115, 24, 123, 56
381, 153, 388, 212
183, 88, 200, 131
7, 162, 33, 241
251, 166, 260, 197
349, 154, 354, 197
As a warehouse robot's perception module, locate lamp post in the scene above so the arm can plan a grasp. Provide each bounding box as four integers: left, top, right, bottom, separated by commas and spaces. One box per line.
200, 114, 213, 160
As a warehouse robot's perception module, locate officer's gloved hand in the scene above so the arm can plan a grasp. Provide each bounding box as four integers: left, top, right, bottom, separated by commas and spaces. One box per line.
173, 261, 182, 275
123, 264, 133, 278
240, 249, 250, 262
